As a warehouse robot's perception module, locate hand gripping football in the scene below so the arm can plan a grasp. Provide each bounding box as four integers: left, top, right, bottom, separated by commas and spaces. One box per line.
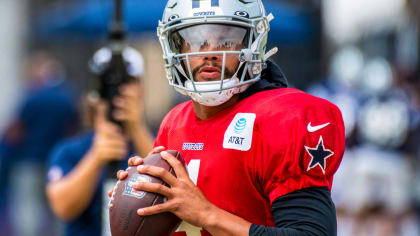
109, 150, 184, 236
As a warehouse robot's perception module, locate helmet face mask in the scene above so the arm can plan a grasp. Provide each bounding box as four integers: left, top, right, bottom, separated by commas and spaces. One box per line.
158, 0, 274, 106
170, 24, 250, 85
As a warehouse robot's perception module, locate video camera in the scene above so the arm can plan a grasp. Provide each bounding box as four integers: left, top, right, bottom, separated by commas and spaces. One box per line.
90, 44, 144, 126
88, 0, 145, 179
89, 0, 143, 126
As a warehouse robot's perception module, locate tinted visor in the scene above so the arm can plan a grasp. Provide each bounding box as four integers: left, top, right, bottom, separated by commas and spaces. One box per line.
170, 24, 249, 53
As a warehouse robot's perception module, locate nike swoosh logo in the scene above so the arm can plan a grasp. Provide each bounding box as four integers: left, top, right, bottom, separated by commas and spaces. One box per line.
307, 122, 330, 132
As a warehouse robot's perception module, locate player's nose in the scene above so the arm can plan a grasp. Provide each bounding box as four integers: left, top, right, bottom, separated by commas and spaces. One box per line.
204, 55, 218, 61
203, 53, 221, 62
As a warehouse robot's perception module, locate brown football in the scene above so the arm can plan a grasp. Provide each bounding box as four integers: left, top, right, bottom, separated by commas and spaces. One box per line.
109, 150, 184, 236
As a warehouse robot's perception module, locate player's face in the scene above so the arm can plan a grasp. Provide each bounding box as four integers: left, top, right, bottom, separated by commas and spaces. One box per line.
170, 24, 249, 82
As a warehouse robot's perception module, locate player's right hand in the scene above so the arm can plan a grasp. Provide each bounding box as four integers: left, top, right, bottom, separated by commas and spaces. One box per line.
90, 100, 128, 164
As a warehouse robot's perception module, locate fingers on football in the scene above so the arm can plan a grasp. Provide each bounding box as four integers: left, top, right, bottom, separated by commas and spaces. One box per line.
137, 165, 177, 186
137, 202, 171, 216
128, 156, 143, 166
147, 146, 165, 156
160, 151, 188, 179
132, 181, 171, 197
107, 188, 113, 197
117, 170, 128, 180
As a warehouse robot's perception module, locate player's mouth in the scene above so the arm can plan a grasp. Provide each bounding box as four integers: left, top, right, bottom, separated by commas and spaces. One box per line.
198, 66, 221, 80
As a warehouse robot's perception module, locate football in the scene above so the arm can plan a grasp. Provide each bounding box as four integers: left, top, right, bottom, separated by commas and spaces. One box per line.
109, 150, 184, 236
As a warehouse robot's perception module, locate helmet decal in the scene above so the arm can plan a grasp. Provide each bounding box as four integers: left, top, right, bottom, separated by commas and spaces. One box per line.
234, 11, 250, 18
168, 14, 180, 22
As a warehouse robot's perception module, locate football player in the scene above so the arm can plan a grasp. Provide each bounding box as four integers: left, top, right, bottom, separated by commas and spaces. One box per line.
116, 0, 345, 235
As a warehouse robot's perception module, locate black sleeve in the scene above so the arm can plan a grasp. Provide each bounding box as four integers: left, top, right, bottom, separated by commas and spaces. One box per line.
249, 187, 336, 236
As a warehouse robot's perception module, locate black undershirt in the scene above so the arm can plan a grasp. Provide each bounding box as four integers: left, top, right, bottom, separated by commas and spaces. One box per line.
249, 187, 337, 236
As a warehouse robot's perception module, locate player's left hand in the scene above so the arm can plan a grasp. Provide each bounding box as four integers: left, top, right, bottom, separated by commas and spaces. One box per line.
133, 151, 215, 228
107, 146, 166, 197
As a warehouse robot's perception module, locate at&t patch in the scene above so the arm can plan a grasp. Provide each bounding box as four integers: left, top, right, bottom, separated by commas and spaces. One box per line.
223, 113, 256, 151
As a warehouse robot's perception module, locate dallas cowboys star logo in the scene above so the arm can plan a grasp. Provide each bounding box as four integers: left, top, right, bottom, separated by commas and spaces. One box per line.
304, 136, 334, 174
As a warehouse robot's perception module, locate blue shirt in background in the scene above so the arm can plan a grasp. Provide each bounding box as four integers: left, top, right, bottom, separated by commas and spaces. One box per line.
20, 80, 79, 162
47, 131, 129, 236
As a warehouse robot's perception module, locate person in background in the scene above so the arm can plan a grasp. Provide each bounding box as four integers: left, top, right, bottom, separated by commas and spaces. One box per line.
46, 47, 154, 236
0, 51, 79, 236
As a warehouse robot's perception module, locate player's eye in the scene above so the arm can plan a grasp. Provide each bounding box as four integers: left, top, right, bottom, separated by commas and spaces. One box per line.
169, 24, 249, 53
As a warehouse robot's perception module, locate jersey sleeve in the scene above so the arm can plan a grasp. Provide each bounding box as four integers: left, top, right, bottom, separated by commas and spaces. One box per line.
253, 97, 345, 204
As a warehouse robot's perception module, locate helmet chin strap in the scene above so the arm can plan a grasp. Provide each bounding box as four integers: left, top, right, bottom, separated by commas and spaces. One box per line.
264, 47, 278, 61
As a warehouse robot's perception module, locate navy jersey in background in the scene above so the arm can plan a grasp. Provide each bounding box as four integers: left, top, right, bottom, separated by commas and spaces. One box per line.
47, 131, 130, 236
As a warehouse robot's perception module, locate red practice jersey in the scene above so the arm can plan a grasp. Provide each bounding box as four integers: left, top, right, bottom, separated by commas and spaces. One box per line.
154, 88, 345, 236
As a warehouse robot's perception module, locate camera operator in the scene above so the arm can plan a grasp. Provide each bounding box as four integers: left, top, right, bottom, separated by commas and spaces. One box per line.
45, 47, 153, 236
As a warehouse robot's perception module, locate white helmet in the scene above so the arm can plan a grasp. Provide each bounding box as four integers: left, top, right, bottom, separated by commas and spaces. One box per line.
157, 0, 277, 106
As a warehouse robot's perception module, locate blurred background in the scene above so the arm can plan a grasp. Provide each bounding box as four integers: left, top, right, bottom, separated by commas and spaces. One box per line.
0, 0, 419, 235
